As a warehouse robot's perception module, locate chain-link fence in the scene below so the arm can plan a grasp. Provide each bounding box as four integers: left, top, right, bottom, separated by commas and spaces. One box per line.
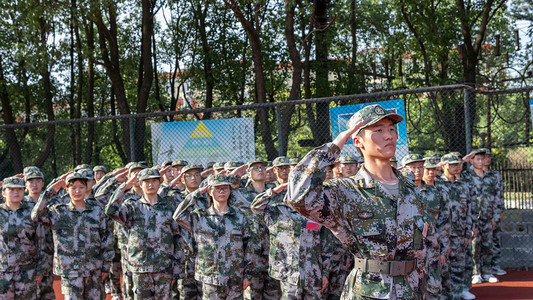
1, 83, 532, 267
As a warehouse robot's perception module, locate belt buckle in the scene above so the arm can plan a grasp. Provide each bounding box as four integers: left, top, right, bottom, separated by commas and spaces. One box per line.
389, 261, 405, 276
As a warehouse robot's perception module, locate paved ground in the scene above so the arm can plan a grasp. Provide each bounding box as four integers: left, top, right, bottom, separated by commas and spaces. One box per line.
51, 270, 532, 299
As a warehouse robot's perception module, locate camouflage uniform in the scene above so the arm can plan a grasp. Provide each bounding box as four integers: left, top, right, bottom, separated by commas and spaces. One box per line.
438, 162, 476, 299
251, 187, 333, 299
486, 169, 504, 272
105, 169, 184, 300
286, 143, 426, 299
173, 176, 254, 300
0, 179, 49, 300
323, 231, 351, 300
31, 182, 114, 299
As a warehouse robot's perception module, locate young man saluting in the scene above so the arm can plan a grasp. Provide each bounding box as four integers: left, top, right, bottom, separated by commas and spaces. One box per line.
287, 104, 427, 299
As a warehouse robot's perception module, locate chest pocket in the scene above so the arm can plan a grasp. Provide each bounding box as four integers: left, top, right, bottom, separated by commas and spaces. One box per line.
351, 218, 387, 257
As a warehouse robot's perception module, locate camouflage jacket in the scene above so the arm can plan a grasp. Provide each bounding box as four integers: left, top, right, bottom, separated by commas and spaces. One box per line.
463, 169, 494, 223
23, 195, 54, 275
438, 175, 476, 238
94, 174, 121, 205
485, 169, 504, 222
105, 189, 183, 278
0, 201, 50, 275
174, 204, 254, 286
31, 190, 114, 277
251, 188, 333, 287
286, 143, 426, 299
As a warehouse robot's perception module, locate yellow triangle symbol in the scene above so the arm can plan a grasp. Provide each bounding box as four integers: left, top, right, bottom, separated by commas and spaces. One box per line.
190, 122, 213, 138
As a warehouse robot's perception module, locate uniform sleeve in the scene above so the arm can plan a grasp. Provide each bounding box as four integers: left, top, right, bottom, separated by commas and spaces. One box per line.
437, 190, 451, 258
286, 142, 345, 230
466, 184, 477, 236
94, 175, 118, 205
173, 196, 197, 232
101, 211, 115, 272
104, 184, 133, 228
242, 214, 255, 282
172, 219, 185, 280
31, 189, 55, 224
35, 222, 53, 276
320, 227, 334, 279
250, 188, 274, 218
493, 172, 505, 223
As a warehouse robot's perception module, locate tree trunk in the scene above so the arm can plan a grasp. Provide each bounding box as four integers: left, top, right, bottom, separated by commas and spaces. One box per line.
84, 14, 95, 163
196, 1, 214, 119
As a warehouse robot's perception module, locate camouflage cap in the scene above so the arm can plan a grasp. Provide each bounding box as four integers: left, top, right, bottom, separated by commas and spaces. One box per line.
208, 174, 231, 187
451, 151, 463, 158
424, 152, 442, 160
401, 154, 424, 166
289, 158, 300, 165
224, 161, 242, 171
74, 164, 92, 171
338, 154, 358, 164
66, 172, 86, 184
206, 162, 215, 169
137, 168, 161, 182
478, 148, 491, 155
473, 148, 487, 155
128, 162, 146, 175
213, 162, 226, 171
93, 165, 107, 173
424, 157, 439, 168
78, 169, 95, 180
347, 104, 403, 138
25, 170, 44, 181
181, 164, 203, 174
161, 160, 173, 167
441, 153, 462, 164
23, 166, 41, 175
248, 159, 268, 167
3, 176, 25, 189
273, 156, 291, 167
172, 160, 189, 167
138, 161, 149, 168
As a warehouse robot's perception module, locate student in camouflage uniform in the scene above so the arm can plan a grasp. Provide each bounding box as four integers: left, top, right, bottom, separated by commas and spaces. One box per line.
439, 154, 477, 300
94, 166, 107, 182
337, 154, 359, 177
251, 156, 332, 299
287, 104, 427, 299
23, 169, 56, 300
423, 158, 451, 300
482, 150, 506, 276
105, 168, 183, 300
0, 177, 48, 299
32, 172, 114, 300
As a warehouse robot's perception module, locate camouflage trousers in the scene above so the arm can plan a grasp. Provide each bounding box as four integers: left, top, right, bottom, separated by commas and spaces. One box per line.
439, 258, 452, 300
60, 272, 105, 300
280, 280, 323, 300
245, 271, 281, 300
425, 259, 442, 299
37, 272, 56, 300
105, 261, 122, 297
0, 269, 37, 300
491, 222, 503, 269
179, 258, 202, 300
464, 238, 474, 290
202, 281, 243, 300
326, 253, 350, 300
131, 272, 172, 300
449, 235, 467, 300
473, 220, 494, 276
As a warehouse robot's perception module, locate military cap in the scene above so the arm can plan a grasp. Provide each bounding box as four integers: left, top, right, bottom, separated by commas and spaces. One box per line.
23, 166, 41, 175
128, 162, 146, 175
401, 154, 424, 166
473, 148, 487, 155
224, 161, 241, 171
451, 151, 463, 158
172, 160, 189, 167
78, 169, 95, 180
424, 158, 439, 168
213, 162, 226, 171
390, 156, 398, 162
161, 160, 173, 167
206, 162, 215, 169
181, 164, 204, 174
74, 164, 92, 171
25, 170, 44, 180
441, 153, 462, 164
137, 168, 161, 182
3, 176, 25, 189
347, 104, 403, 138
338, 154, 358, 164
478, 148, 491, 155
138, 161, 149, 168
93, 165, 107, 173
208, 174, 231, 187
426, 152, 442, 160
289, 158, 300, 165
273, 156, 291, 167
248, 159, 268, 167
66, 172, 86, 183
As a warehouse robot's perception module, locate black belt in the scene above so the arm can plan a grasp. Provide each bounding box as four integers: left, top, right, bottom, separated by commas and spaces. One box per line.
353, 257, 416, 276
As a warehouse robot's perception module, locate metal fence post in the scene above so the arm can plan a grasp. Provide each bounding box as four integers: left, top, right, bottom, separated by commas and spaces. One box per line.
464, 86, 473, 154
276, 104, 283, 156
129, 116, 136, 162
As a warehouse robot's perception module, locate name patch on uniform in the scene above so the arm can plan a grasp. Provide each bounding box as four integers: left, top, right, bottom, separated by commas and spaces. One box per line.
358, 211, 374, 219
306, 221, 319, 231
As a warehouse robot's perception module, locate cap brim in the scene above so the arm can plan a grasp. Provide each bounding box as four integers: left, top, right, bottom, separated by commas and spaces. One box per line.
3, 184, 25, 188
424, 164, 438, 168
211, 182, 231, 187
354, 113, 404, 136
274, 163, 291, 167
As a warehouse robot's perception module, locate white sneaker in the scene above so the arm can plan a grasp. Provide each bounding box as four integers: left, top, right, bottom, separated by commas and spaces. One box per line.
493, 267, 507, 275
472, 275, 483, 284
461, 290, 476, 300
482, 274, 500, 283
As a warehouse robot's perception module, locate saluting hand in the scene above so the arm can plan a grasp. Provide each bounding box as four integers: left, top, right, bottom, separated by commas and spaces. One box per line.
201, 168, 213, 178
50, 179, 66, 193
332, 121, 364, 151
272, 183, 287, 194
122, 173, 138, 192
230, 164, 248, 178
170, 172, 183, 187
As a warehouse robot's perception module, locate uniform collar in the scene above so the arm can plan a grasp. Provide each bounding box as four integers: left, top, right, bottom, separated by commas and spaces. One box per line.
206, 205, 237, 216
352, 164, 406, 189
0, 200, 30, 211
67, 200, 93, 212
139, 195, 167, 205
